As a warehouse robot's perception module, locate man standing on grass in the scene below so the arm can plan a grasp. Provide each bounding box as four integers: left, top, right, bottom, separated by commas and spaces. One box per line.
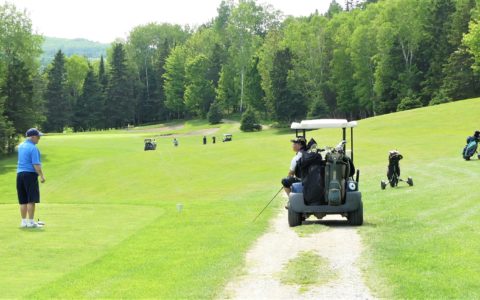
17, 128, 46, 228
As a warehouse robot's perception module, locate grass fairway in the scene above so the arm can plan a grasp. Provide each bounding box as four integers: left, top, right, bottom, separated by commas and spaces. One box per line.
0, 121, 288, 299
357, 98, 480, 299
0, 98, 479, 299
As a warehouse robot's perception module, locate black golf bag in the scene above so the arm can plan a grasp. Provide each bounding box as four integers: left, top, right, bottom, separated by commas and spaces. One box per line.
299, 149, 325, 205
387, 152, 402, 183
381, 150, 413, 189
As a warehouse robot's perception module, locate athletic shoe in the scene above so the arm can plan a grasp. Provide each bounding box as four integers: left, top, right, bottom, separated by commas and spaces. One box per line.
20, 221, 28, 228
27, 222, 43, 228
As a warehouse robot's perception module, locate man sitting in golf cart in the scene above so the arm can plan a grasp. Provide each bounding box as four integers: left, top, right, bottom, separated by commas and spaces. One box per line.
281, 137, 306, 195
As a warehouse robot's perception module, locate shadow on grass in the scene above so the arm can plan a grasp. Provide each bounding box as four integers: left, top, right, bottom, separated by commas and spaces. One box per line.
302, 219, 377, 228
18, 228, 45, 233
0, 153, 17, 175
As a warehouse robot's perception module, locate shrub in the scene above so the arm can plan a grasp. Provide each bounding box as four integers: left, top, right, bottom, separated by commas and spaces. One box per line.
240, 108, 262, 132
429, 90, 452, 106
397, 96, 423, 111
207, 101, 223, 124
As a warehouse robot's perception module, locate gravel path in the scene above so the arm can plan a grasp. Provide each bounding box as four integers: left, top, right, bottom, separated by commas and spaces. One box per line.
222, 208, 375, 300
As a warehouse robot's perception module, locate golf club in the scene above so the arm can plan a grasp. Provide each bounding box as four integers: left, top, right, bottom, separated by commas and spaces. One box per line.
252, 186, 284, 223
37, 204, 45, 226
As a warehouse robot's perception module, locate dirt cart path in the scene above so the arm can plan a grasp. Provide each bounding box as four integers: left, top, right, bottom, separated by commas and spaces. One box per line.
222, 208, 375, 300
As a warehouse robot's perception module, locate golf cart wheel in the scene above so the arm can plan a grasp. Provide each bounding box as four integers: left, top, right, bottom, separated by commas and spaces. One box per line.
347, 201, 363, 226
407, 177, 414, 186
478, 154, 480, 160
288, 206, 302, 227
381, 181, 387, 190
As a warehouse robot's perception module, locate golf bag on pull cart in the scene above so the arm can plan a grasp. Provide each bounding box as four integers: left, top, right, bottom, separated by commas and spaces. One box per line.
462, 134, 479, 160
381, 150, 413, 189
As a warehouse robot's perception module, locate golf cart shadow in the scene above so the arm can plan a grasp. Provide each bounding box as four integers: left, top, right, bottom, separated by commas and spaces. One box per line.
302, 218, 377, 228
303, 215, 355, 227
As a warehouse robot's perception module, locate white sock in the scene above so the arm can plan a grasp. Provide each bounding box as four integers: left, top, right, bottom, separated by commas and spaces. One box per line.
22, 219, 27, 224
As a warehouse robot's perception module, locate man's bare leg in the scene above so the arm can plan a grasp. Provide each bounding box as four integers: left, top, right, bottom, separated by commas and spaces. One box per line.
27, 203, 35, 220
20, 204, 27, 219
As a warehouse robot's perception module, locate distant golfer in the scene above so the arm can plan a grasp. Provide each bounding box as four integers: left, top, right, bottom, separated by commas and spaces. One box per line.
173, 138, 179, 147
203, 136, 207, 145
17, 128, 45, 228
281, 137, 306, 196
212, 136, 216, 144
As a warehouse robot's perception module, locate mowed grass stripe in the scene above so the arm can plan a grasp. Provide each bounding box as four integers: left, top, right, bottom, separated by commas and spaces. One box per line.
0, 204, 162, 298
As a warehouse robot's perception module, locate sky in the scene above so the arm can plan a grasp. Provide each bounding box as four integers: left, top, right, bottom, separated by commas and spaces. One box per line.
3, 0, 335, 43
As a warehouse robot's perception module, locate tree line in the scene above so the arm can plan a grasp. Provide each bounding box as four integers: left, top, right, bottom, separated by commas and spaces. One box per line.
2, 0, 480, 154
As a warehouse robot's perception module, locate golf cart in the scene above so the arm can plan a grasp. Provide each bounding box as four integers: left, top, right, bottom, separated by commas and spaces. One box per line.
223, 134, 233, 142
287, 119, 363, 227
144, 138, 157, 151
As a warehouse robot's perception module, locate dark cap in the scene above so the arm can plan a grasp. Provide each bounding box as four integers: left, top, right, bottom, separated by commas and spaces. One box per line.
291, 137, 306, 147
26, 128, 44, 137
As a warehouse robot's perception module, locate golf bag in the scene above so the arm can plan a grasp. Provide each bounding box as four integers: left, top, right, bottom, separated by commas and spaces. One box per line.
462, 136, 479, 160
324, 152, 354, 206
299, 149, 325, 205
381, 151, 413, 189
387, 152, 402, 184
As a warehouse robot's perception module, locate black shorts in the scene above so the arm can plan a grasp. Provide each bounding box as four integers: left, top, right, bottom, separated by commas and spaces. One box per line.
17, 172, 40, 204
281, 176, 301, 188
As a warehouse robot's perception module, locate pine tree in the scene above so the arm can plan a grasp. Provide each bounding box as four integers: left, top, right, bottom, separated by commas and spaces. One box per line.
0, 96, 15, 154
240, 107, 261, 132
74, 65, 104, 131
44, 50, 70, 132
207, 101, 223, 124
270, 48, 307, 123
1, 56, 36, 134
106, 43, 134, 128
244, 56, 266, 116
207, 43, 225, 88
98, 55, 108, 92
419, 0, 456, 102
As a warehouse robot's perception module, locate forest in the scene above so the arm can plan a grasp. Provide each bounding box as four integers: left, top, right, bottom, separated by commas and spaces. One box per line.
1, 0, 480, 153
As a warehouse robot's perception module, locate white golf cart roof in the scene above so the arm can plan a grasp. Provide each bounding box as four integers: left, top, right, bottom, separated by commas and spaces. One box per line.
291, 119, 358, 130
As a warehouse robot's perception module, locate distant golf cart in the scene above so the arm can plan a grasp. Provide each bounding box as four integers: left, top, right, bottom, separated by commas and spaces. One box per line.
288, 119, 363, 227
144, 138, 157, 151
223, 134, 233, 142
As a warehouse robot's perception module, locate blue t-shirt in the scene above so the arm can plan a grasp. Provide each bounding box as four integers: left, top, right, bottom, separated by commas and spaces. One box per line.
17, 140, 41, 173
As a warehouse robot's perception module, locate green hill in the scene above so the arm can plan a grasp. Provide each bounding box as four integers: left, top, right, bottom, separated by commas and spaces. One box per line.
0, 99, 479, 298
41, 37, 109, 66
